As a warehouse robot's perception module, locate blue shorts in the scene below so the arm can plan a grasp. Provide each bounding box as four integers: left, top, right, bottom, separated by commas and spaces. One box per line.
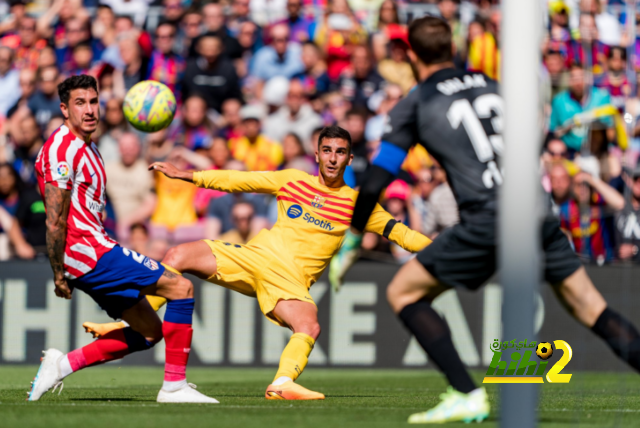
70, 246, 165, 319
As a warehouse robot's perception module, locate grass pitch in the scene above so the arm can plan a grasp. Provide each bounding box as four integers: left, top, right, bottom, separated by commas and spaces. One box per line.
1, 366, 640, 428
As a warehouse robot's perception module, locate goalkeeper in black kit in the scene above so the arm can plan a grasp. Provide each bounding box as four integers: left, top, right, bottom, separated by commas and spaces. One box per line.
330, 16, 640, 424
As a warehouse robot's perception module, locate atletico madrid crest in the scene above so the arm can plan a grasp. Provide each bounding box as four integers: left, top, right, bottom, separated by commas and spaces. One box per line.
311, 195, 326, 208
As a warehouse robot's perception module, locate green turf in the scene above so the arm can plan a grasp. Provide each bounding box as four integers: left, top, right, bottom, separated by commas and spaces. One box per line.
1, 366, 640, 428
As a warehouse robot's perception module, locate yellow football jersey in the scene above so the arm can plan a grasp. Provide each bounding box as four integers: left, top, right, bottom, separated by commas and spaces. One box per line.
193, 169, 431, 289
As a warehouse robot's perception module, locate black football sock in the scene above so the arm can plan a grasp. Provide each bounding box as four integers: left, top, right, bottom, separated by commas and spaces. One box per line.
399, 300, 477, 394
591, 307, 640, 371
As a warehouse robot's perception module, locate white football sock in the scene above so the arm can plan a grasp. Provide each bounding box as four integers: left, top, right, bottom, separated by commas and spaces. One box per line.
58, 355, 73, 379
163, 379, 187, 392
272, 376, 293, 386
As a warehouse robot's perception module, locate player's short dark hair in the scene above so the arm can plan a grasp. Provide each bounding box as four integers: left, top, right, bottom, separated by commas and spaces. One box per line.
58, 74, 98, 105
317, 125, 352, 153
408, 16, 453, 65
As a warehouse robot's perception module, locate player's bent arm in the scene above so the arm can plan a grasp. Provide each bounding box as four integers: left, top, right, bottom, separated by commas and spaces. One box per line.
44, 183, 72, 299
365, 204, 432, 253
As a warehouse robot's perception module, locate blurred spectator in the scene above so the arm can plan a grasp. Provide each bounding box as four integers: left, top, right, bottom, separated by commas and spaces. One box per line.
229, 104, 283, 171
595, 46, 629, 114
616, 166, 640, 262
0, 204, 35, 260
180, 8, 203, 58
113, 35, 148, 97
97, 97, 127, 163
272, 0, 314, 44
129, 222, 150, 256
56, 18, 104, 75
91, 5, 117, 50
293, 41, 330, 97
467, 13, 500, 80
552, 164, 624, 263
227, 0, 257, 38
421, 164, 459, 237
549, 63, 611, 152
279, 132, 316, 173
218, 98, 243, 140
182, 33, 242, 113
168, 95, 215, 150
4, 68, 35, 122
569, 12, 608, 78
1, 15, 46, 71
150, 149, 198, 232
15, 181, 45, 255
371, 0, 403, 62
65, 41, 101, 77
263, 78, 323, 149
0, 47, 21, 117
0, 163, 21, 215
105, 132, 154, 238
438, 0, 467, 63
250, 24, 304, 83
343, 107, 369, 185
219, 201, 258, 245
587, 0, 622, 47
198, 3, 243, 60
323, 91, 351, 125
377, 38, 416, 95
338, 45, 385, 109
37, 0, 90, 44
37, 45, 57, 69
147, 21, 186, 101
7, 113, 42, 185
146, 128, 174, 163
160, 0, 185, 28
101, 0, 150, 29
27, 65, 62, 131
544, 50, 570, 98
315, 0, 367, 82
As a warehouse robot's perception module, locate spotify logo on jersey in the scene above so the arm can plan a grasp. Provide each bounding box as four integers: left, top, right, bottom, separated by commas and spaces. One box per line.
287, 204, 303, 219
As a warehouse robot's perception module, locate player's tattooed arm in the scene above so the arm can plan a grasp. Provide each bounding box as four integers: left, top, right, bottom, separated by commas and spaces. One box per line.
45, 183, 73, 299
162, 269, 179, 279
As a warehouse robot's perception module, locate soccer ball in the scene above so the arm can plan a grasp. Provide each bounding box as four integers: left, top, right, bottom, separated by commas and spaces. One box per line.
536, 342, 554, 360
123, 80, 176, 132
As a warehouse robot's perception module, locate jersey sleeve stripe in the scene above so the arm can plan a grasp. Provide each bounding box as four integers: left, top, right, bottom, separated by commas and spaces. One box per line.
297, 181, 354, 201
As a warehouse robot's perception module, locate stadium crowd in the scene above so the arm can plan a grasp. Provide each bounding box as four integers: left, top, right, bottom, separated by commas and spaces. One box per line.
1, 0, 640, 265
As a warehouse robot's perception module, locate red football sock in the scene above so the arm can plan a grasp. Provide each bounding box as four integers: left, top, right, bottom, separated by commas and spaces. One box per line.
81, 329, 131, 367
163, 321, 193, 382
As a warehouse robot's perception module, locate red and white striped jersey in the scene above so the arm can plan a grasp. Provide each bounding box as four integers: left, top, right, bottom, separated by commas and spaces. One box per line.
36, 125, 116, 279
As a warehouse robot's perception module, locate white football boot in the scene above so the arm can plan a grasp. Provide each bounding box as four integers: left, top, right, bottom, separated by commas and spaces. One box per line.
408, 387, 490, 424
28, 349, 65, 401
157, 383, 219, 403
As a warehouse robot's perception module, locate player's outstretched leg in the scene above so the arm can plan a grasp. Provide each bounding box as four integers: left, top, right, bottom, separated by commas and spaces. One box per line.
29, 298, 162, 401
554, 267, 640, 371
387, 259, 489, 424
83, 296, 168, 338
265, 300, 324, 400
153, 265, 218, 403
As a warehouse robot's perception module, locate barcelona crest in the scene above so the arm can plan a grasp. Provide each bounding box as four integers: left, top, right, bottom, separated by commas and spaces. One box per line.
311, 195, 326, 208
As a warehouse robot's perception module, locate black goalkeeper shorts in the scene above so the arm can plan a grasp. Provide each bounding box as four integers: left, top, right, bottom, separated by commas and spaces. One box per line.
416, 218, 582, 290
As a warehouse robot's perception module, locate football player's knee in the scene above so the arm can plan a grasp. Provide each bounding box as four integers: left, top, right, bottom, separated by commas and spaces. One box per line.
294, 320, 320, 340
162, 246, 186, 271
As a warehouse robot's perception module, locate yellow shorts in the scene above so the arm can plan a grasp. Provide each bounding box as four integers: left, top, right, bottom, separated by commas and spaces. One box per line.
202, 239, 315, 326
